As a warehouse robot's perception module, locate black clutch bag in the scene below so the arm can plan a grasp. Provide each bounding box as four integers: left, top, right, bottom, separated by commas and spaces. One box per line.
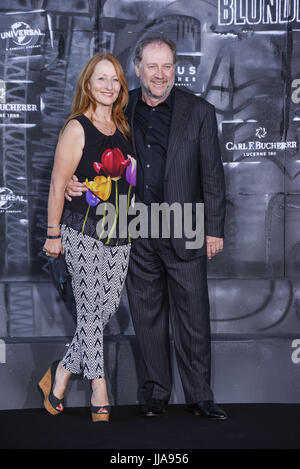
43, 252, 77, 323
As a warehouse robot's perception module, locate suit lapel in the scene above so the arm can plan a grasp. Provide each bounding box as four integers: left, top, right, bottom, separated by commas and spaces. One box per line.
164, 88, 191, 178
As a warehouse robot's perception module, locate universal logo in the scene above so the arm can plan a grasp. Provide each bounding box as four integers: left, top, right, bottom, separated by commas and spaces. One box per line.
0, 187, 27, 213
176, 65, 197, 86
1, 21, 44, 51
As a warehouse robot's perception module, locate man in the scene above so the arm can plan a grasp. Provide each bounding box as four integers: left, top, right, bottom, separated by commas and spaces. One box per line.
66, 37, 227, 420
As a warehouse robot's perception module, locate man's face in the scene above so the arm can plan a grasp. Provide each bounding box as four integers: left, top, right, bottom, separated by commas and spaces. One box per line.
135, 42, 175, 101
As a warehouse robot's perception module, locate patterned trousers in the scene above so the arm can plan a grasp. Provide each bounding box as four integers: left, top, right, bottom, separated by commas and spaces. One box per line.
60, 225, 130, 380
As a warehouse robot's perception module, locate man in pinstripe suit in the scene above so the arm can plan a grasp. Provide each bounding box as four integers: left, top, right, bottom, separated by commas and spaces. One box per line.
125, 36, 227, 420
66, 36, 227, 420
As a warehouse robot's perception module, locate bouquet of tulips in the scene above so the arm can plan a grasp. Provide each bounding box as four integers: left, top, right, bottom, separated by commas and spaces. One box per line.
83, 147, 136, 244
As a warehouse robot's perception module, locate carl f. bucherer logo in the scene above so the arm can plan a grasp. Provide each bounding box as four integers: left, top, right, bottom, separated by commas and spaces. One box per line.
255, 127, 267, 139
225, 127, 297, 152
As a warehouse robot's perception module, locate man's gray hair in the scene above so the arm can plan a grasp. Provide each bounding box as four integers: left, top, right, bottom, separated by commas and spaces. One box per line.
134, 36, 178, 66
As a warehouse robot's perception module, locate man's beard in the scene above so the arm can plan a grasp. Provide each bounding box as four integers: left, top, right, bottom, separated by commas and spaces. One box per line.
142, 78, 175, 101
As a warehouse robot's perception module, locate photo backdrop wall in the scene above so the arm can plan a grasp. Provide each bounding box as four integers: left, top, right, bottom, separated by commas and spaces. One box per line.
0, 0, 300, 406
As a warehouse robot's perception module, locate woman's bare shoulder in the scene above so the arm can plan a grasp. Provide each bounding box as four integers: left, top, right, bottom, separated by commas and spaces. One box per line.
59, 118, 84, 142
64, 118, 84, 133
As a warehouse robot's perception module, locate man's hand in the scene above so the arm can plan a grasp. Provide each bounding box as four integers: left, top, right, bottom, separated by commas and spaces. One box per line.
206, 236, 223, 260
64, 174, 87, 201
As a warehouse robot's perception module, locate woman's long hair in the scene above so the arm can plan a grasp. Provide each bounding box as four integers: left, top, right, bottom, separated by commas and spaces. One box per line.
61, 52, 130, 139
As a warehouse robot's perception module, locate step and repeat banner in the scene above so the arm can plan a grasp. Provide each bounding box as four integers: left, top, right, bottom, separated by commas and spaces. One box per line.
0, 0, 300, 340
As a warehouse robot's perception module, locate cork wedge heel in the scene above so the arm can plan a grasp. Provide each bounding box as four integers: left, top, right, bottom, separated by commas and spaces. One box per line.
90, 405, 111, 422
38, 360, 64, 415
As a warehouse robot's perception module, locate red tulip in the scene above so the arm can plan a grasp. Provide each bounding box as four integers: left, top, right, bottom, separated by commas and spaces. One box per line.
94, 147, 131, 181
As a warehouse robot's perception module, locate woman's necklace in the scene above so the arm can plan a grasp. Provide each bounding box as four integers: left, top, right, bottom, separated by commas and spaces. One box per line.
93, 117, 115, 135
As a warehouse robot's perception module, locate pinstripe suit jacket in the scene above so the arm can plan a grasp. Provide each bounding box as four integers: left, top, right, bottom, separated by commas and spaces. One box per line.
126, 86, 226, 261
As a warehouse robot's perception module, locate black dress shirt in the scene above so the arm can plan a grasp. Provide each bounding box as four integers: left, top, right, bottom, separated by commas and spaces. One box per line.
134, 87, 174, 205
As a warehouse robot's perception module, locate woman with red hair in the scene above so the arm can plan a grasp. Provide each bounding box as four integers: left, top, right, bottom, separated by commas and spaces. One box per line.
38, 52, 136, 422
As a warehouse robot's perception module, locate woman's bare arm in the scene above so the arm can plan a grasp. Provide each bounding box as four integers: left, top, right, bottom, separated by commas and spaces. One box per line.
44, 120, 84, 257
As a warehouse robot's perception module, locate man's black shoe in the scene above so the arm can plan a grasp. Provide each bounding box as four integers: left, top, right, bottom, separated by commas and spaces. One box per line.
188, 400, 228, 420
144, 398, 167, 417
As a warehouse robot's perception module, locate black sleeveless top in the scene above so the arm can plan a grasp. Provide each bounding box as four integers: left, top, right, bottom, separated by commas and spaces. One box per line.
61, 114, 136, 246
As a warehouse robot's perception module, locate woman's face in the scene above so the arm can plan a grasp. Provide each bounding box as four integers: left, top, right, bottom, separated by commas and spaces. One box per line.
88, 59, 121, 107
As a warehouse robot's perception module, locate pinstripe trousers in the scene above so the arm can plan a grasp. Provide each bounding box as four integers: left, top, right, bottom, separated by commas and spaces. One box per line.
126, 237, 214, 404
60, 225, 130, 380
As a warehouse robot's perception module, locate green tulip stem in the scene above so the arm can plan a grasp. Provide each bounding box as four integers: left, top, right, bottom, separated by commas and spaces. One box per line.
81, 205, 90, 234
127, 184, 133, 243
106, 180, 119, 245
127, 184, 132, 212
99, 202, 107, 240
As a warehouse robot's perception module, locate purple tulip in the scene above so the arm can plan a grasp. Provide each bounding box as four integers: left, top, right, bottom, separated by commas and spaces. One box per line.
125, 156, 137, 187
86, 190, 100, 207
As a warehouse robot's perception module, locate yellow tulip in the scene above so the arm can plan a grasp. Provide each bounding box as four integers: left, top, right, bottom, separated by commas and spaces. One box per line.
85, 176, 111, 201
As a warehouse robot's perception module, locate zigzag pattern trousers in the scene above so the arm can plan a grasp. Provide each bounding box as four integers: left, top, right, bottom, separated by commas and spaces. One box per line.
60, 225, 130, 380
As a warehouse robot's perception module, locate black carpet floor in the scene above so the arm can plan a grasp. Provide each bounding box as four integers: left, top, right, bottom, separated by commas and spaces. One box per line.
0, 404, 299, 450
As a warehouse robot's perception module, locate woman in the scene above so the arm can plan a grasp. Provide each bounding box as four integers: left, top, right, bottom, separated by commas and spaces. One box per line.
38, 52, 136, 422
